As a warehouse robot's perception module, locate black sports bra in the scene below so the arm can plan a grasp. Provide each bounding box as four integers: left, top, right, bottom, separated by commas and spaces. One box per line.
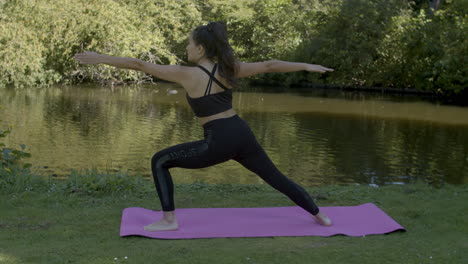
186, 64, 233, 117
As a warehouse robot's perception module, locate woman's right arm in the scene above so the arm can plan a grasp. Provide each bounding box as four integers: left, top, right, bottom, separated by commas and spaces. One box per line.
237, 60, 333, 78
73, 51, 191, 85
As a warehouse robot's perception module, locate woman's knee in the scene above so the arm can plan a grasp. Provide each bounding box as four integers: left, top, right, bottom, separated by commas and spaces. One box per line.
151, 151, 171, 169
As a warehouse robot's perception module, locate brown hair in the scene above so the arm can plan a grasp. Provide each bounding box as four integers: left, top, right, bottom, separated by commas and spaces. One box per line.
192, 21, 238, 88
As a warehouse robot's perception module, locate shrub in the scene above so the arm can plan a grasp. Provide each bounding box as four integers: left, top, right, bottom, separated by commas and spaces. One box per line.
0, 107, 34, 191
0, 0, 466, 93
0, 0, 201, 87
0, 120, 31, 173
374, 1, 467, 94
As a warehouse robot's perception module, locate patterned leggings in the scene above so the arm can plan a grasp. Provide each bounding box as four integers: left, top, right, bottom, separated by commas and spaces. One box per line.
151, 115, 319, 215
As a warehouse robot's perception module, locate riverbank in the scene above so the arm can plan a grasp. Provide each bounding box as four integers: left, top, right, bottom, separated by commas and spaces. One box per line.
0, 171, 467, 264
246, 80, 468, 107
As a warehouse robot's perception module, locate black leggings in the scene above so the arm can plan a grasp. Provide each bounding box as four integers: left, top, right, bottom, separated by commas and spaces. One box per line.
151, 115, 319, 215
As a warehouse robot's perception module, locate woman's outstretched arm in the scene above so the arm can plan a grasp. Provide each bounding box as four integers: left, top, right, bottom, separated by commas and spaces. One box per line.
73, 51, 190, 84
237, 60, 333, 78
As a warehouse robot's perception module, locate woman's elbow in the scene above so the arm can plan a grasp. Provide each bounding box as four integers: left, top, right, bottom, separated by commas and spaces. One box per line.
132, 59, 145, 71
264, 60, 280, 73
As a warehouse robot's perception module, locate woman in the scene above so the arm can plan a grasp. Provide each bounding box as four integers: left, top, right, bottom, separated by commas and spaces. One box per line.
74, 22, 333, 231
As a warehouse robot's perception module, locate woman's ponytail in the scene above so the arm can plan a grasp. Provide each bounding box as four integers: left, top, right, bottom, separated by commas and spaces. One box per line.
192, 22, 238, 88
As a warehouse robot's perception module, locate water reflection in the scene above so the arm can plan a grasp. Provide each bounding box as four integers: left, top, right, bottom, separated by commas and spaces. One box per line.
1, 84, 467, 186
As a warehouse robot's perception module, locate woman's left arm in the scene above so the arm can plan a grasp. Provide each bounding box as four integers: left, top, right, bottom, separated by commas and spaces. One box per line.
73, 51, 190, 84
237, 60, 333, 78
264, 60, 334, 73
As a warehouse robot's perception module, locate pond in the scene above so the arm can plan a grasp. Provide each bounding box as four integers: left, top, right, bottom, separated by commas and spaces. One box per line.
1, 84, 467, 187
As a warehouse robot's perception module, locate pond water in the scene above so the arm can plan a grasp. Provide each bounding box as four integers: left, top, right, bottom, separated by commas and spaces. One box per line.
1, 84, 467, 187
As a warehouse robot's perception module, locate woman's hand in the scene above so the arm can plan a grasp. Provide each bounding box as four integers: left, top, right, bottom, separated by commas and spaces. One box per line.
73, 51, 103, 64
305, 64, 334, 73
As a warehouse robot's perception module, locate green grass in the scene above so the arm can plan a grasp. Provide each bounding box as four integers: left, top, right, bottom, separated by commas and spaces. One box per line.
0, 172, 467, 264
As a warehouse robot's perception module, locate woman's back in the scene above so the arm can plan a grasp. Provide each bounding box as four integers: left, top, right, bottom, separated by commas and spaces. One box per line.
185, 63, 235, 120
184, 63, 232, 99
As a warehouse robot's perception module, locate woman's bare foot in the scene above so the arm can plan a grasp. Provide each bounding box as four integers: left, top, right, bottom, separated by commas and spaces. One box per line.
144, 219, 178, 231
144, 211, 178, 231
313, 212, 332, 226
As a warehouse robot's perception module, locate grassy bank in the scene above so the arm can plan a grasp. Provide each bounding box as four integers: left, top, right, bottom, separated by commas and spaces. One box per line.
0, 171, 467, 264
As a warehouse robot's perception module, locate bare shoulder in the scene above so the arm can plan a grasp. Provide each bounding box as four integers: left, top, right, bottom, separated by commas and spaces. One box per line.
138, 62, 197, 86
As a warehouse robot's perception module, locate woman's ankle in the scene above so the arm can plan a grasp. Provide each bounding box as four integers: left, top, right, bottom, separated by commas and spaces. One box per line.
163, 211, 176, 222
315, 212, 332, 226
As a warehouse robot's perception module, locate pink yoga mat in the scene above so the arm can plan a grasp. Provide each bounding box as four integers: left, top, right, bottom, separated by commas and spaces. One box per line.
120, 203, 405, 239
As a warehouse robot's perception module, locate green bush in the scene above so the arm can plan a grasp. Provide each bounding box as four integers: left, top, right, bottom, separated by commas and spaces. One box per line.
0, 0, 201, 87
0, 108, 34, 191
0, 121, 31, 173
286, 0, 417, 87
374, 1, 467, 94
0, 0, 466, 94
0, 20, 50, 88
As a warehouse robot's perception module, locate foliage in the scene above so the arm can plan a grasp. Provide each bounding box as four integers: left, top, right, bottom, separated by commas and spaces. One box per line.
0, 142, 31, 169
0, 19, 50, 88
283, 0, 411, 87
0, 0, 466, 94
201, 0, 466, 93
63, 168, 148, 195
0, 0, 201, 87
0, 104, 33, 190
0, 139, 36, 192
0, 117, 32, 180
0, 166, 45, 193
373, 0, 467, 94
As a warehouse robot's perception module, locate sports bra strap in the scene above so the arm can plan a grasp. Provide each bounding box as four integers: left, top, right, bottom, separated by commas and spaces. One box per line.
207, 64, 217, 96
197, 64, 230, 92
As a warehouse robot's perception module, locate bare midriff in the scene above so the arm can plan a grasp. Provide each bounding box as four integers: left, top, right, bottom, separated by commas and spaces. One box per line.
197, 108, 237, 125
